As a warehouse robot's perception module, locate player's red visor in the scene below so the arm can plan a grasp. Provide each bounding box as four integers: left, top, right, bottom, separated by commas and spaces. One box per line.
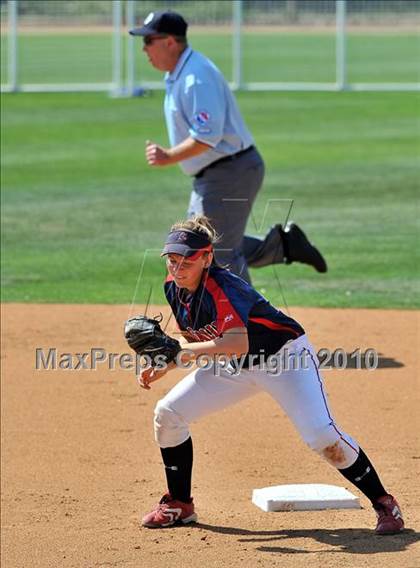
161, 229, 213, 259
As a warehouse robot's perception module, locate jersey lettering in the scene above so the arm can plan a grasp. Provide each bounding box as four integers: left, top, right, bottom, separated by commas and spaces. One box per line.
186, 321, 219, 342
164, 265, 305, 360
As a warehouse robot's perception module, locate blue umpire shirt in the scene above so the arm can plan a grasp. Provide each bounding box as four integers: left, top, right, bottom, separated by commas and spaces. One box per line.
164, 46, 255, 176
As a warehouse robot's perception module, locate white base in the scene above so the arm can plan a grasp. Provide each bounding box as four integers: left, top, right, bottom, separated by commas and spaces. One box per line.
252, 484, 361, 512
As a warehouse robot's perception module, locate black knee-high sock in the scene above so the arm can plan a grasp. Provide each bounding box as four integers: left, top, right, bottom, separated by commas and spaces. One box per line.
337, 446, 387, 504
160, 437, 193, 503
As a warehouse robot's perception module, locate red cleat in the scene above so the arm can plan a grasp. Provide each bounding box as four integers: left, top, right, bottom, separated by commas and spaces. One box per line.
373, 494, 404, 535
142, 493, 197, 528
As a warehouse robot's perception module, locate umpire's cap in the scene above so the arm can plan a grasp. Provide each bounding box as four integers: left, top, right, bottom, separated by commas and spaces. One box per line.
129, 11, 188, 37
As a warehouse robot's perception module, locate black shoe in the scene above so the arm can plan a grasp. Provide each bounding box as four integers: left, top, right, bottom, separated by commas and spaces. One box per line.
280, 222, 328, 273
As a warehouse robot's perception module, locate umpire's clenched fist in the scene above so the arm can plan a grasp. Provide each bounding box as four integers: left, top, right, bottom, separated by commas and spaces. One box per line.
145, 140, 172, 166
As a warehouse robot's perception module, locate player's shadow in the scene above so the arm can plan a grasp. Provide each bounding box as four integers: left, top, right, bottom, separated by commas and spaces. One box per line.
195, 524, 419, 555
319, 353, 404, 369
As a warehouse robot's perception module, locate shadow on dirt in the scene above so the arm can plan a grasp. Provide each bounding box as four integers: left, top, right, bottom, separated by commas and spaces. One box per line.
318, 352, 404, 369
196, 524, 418, 554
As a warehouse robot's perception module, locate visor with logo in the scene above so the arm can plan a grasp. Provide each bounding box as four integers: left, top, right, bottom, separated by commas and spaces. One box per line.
161, 229, 212, 259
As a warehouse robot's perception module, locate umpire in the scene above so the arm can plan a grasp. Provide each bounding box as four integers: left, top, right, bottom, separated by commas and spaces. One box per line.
129, 10, 327, 283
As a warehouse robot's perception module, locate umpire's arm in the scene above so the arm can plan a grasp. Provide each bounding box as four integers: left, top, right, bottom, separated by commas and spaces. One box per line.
145, 137, 211, 166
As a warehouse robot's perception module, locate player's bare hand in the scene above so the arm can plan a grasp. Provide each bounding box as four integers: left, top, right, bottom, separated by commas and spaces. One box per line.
137, 365, 168, 390
145, 140, 171, 166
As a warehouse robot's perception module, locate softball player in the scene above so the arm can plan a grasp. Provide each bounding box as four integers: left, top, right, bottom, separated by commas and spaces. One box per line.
138, 216, 404, 535
129, 10, 327, 284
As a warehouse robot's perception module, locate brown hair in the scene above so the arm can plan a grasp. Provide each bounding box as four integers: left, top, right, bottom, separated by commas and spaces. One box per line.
173, 35, 188, 46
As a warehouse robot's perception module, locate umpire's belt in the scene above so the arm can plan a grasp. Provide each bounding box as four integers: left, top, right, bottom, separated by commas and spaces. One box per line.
194, 145, 255, 179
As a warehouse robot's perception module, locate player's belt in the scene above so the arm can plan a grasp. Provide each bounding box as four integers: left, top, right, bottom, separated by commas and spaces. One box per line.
194, 145, 255, 178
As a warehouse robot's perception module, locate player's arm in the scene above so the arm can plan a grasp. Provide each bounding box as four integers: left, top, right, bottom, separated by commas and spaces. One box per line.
138, 327, 248, 390
179, 330, 196, 344
138, 360, 177, 390
178, 327, 249, 363
145, 137, 211, 166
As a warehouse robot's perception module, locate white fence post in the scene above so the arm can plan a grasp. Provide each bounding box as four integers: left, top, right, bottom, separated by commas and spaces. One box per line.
336, 0, 347, 91
126, 0, 136, 95
232, 0, 242, 90
8, 0, 18, 92
2, 0, 417, 94
112, 0, 123, 94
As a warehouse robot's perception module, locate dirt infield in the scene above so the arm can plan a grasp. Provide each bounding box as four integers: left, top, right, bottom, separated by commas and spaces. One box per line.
1, 304, 419, 568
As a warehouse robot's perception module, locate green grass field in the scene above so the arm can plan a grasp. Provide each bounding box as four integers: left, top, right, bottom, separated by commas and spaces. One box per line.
1, 31, 419, 85
2, 88, 419, 308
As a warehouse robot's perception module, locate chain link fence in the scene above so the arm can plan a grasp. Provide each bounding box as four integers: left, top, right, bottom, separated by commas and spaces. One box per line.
1, 0, 419, 92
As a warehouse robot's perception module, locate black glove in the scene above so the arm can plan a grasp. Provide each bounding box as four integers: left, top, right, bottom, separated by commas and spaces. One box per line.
124, 314, 181, 366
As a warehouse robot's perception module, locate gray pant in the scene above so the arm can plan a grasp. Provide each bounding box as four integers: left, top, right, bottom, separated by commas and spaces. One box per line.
190, 148, 282, 283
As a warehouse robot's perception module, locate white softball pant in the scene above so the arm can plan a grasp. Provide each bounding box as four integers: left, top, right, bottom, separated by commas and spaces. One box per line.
154, 335, 360, 469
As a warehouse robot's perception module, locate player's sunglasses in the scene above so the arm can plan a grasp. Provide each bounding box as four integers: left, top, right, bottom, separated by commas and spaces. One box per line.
143, 35, 168, 46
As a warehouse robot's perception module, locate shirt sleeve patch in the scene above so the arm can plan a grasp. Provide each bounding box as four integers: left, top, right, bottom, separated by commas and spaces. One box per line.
193, 110, 212, 134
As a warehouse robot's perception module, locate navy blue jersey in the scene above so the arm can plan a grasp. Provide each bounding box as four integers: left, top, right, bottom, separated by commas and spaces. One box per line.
164, 265, 304, 363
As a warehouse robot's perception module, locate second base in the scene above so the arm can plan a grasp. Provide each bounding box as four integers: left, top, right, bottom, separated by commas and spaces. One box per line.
252, 483, 361, 512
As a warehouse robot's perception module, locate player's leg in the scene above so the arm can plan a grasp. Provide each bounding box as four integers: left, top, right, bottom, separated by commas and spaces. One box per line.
143, 365, 259, 528
190, 149, 264, 283
258, 335, 404, 534
244, 222, 328, 273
